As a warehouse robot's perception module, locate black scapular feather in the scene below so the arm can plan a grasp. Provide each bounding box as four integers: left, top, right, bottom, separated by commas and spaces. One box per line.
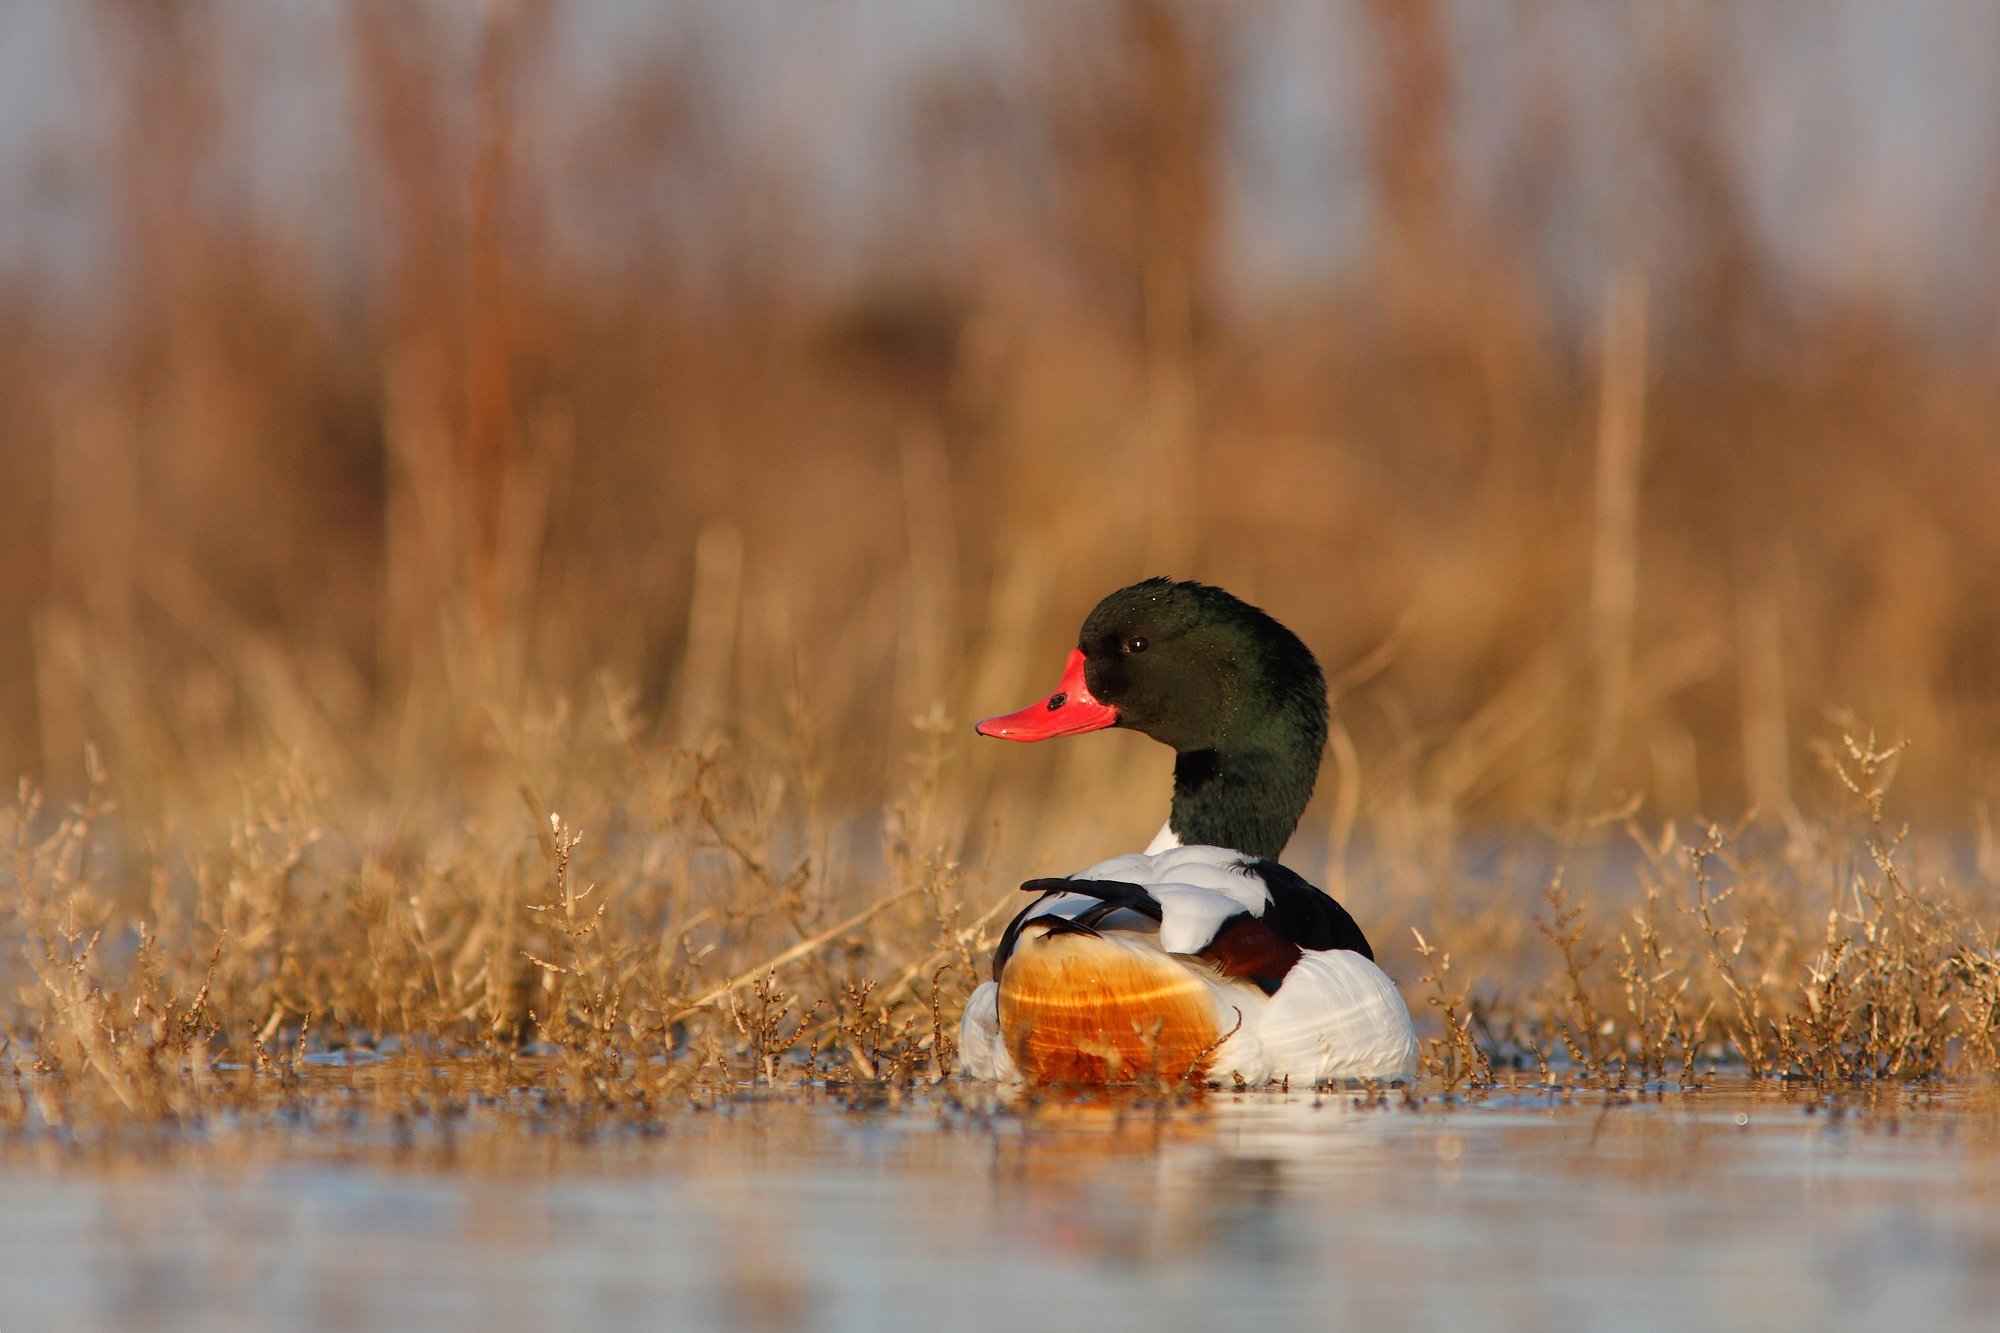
1245, 860, 1374, 960
991, 865, 1370, 982
992, 879, 1166, 982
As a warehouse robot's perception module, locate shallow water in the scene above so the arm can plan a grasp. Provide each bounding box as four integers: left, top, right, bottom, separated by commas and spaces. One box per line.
2, 1074, 1997, 1332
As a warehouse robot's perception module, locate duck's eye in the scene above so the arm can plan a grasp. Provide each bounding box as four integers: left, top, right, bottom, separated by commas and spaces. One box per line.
1125, 636, 1149, 654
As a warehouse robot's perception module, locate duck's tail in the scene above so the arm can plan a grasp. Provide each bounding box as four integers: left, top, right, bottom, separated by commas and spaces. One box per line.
995, 929, 1222, 1083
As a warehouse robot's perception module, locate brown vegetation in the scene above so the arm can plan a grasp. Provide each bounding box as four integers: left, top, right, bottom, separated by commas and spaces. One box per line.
2, 3, 1999, 1125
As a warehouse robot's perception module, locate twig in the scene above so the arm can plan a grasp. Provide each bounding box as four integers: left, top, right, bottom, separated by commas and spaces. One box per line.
666, 886, 925, 1024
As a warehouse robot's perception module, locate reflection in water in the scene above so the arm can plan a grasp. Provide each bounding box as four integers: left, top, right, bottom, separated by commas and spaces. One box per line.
0, 1071, 1997, 1331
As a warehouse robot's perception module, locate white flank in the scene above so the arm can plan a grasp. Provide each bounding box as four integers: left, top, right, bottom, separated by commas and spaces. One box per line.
1256, 950, 1419, 1082
957, 981, 1019, 1081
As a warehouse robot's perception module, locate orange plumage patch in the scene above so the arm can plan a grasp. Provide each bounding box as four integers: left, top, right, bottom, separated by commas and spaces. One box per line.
997, 931, 1220, 1083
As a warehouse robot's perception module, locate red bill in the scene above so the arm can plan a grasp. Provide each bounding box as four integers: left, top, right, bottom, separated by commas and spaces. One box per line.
975, 649, 1118, 741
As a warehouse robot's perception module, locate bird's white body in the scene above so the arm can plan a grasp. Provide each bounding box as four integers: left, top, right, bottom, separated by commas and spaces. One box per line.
960, 837, 1418, 1086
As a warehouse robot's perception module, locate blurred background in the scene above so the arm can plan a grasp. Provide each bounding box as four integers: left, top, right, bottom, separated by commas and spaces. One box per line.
4, 0, 2000, 869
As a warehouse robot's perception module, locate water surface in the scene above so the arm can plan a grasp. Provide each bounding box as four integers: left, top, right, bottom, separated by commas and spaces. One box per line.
2, 1072, 1995, 1332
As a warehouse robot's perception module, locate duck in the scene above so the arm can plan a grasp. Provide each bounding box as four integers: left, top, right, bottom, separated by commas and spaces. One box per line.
958, 578, 1418, 1086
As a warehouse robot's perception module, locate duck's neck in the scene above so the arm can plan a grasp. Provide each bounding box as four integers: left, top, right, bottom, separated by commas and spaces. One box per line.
1167, 743, 1317, 861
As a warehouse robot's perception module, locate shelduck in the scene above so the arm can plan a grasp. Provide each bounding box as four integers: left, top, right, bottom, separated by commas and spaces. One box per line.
959, 578, 1418, 1086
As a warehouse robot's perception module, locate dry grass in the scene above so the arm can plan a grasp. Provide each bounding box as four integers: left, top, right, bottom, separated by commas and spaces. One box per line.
0, 709, 1013, 1131
1409, 731, 2000, 1094
3, 714, 1997, 1136
2, 4, 1999, 1129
